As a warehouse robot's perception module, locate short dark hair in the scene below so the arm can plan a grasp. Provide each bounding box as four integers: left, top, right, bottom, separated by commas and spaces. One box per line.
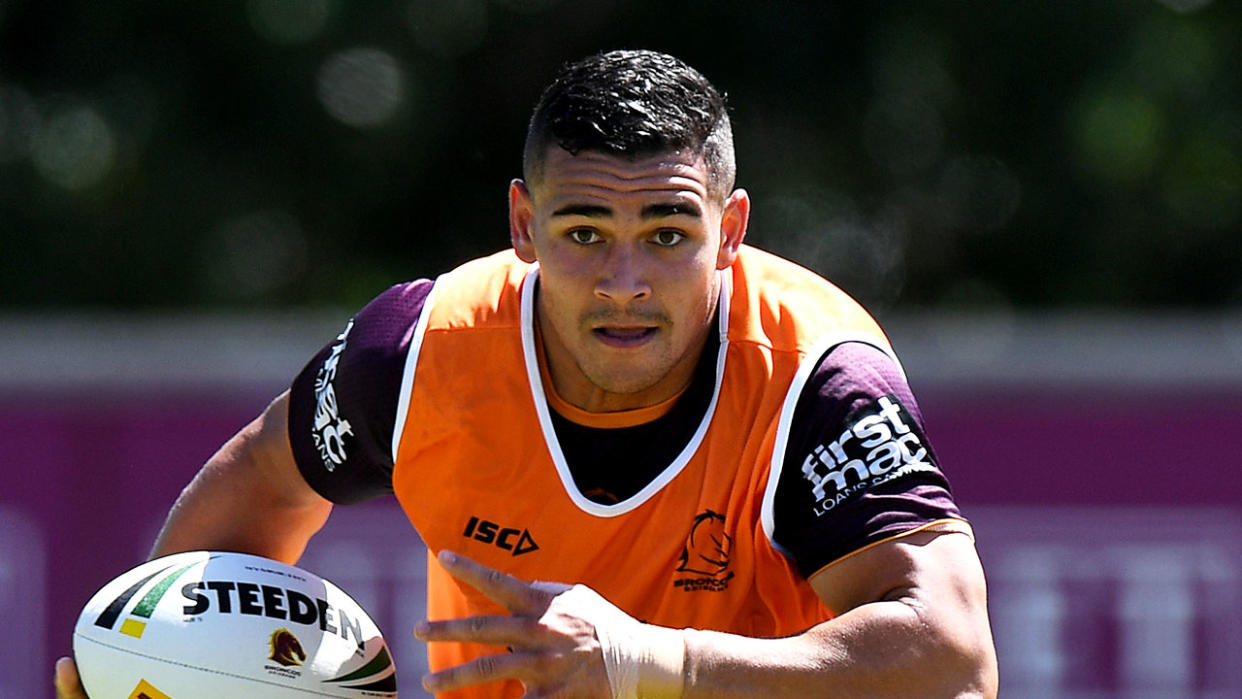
523, 50, 736, 204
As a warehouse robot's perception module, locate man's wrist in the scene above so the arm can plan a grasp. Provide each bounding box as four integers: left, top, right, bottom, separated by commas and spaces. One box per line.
555, 583, 687, 698
598, 618, 686, 699
634, 623, 686, 698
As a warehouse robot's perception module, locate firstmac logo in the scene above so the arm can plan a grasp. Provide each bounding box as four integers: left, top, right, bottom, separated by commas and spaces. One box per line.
312, 318, 354, 472
800, 394, 938, 515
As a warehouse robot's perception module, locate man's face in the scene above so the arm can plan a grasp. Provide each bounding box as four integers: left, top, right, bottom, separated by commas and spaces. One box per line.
510, 147, 749, 412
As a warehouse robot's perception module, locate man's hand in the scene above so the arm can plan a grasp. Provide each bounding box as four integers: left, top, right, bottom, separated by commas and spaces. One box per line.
414, 550, 613, 697
54, 657, 88, 699
416, 550, 685, 698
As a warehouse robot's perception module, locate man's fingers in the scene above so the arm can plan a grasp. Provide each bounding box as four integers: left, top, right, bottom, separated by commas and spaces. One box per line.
437, 550, 547, 614
421, 649, 533, 693
415, 614, 540, 647
54, 657, 87, 699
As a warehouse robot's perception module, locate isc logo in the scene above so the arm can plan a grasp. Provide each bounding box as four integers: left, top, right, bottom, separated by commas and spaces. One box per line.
462, 516, 539, 556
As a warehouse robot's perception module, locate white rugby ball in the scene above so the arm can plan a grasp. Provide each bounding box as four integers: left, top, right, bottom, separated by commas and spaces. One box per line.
73, 551, 397, 698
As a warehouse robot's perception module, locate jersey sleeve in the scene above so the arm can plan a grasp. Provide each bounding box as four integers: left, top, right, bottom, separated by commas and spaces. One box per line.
770, 341, 968, 579
286, 279, 433, 504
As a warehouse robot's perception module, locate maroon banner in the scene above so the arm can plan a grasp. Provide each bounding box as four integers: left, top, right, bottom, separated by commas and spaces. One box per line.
5, 382, 1242, 697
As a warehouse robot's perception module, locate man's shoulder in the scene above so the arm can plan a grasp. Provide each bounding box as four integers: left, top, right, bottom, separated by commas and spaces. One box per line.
440, 249, 531, 284
728, 246, 886, 353
424, 250, 532, 327
350, 278, 435, 340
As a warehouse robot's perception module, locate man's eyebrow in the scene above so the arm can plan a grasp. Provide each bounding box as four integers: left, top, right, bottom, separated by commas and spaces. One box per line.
551, 204, 612, 218
549, 202, 703, 219
642, 202, 702, 219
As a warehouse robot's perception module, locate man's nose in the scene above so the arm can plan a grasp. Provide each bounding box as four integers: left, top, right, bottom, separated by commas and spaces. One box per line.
594, 244, 652, 303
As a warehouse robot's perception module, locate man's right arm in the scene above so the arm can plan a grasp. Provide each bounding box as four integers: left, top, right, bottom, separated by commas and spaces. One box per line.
59, 280, 430, 698
152, 278, 434, 559
150, 390, 333, 563
56, 391, 333, 699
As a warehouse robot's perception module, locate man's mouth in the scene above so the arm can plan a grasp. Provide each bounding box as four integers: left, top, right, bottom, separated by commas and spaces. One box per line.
592, 326, 658, 347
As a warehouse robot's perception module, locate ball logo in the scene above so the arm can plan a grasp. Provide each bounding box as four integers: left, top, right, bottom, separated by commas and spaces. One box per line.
128, 679, 171, 699
269, 628, 306, 667
94, 561, 201, 640
181, 579, 368, 653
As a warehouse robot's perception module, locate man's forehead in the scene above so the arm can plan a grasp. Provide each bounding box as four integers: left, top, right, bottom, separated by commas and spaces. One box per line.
532, 147, 712, 205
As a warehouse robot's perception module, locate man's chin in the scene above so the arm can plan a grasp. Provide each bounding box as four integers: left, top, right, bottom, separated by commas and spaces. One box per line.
578, 366, 671, 406
584, 373, 663, 398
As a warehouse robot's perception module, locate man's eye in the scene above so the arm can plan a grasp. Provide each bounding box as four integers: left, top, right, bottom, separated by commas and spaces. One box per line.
652, 230, 684, 247
568, 229, 600, 245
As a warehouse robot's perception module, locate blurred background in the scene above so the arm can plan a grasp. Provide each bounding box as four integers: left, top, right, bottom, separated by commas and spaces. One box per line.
2, 0, 1241, 697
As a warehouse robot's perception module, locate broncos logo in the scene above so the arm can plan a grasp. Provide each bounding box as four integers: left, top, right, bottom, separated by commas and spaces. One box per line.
269, 628, 307, 667
676, 510, 732, 577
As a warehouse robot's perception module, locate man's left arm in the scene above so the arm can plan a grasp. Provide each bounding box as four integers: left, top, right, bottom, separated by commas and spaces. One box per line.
416, 531, 996, 698
680, 528, 997, 698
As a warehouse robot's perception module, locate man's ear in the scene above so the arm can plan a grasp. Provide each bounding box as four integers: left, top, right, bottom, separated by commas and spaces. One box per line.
509, 179, 538, 263
716, 188, 750, 270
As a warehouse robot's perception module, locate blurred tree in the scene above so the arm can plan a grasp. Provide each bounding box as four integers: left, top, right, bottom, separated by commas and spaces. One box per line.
1, 0, 1238, 312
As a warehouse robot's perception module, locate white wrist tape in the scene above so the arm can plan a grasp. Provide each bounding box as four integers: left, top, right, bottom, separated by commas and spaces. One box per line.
597, 615, 686, 699
556, 585, 686, 699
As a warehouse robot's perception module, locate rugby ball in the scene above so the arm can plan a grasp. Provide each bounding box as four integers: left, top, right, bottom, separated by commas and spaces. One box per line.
73, 551, 397, 698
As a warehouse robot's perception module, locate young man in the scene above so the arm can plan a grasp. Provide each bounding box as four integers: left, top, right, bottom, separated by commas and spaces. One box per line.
58, 50, 997, 698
